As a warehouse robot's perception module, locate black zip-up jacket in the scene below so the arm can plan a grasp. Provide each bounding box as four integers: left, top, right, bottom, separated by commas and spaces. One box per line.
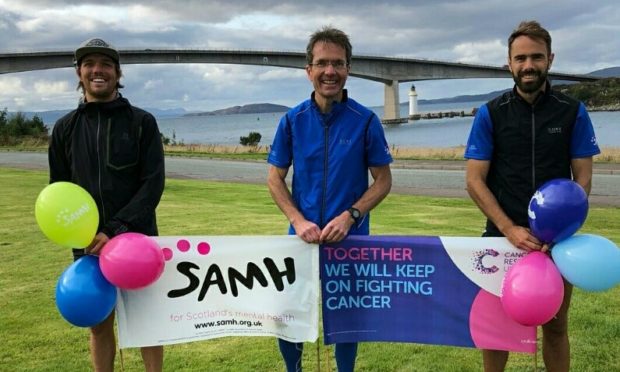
49, 95, 165, 238
485, 82, 578, 235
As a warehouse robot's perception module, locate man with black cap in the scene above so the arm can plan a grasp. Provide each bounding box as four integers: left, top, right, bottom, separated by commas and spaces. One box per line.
48, 38, 165, 372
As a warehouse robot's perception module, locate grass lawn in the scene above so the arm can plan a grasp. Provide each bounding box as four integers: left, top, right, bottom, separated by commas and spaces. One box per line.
1, 167, 618, 371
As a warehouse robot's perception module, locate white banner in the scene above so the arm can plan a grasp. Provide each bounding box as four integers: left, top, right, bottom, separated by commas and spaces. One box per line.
440, 237, 526, 296
116, 236, 319, 348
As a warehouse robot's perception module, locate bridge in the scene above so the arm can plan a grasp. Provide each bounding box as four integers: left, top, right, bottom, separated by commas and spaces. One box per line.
0, 49, 598, 124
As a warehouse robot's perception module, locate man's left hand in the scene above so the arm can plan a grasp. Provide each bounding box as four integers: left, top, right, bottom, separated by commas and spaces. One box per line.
319, 212, 354, 243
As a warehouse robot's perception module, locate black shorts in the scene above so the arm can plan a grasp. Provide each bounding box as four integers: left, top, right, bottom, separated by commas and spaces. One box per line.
72, 248, 86, 261
482, 230, 503, 238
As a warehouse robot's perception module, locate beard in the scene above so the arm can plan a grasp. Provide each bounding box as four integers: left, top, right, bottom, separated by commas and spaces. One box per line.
512, 68, 548, 94
81, 79, 118, 102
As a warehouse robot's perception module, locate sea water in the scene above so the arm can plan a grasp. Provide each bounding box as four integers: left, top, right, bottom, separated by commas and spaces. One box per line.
157, 101, 619, 148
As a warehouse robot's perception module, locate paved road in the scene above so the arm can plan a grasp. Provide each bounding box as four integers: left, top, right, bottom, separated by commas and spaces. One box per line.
2, 151, 619, 206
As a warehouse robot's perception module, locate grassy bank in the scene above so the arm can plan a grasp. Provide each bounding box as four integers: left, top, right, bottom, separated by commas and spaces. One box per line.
1, 167, 619, 371
164, 145, 620, 163
3, 140, 620, 163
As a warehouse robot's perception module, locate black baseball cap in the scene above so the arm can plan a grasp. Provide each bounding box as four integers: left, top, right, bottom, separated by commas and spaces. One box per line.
74, 38, 120, 64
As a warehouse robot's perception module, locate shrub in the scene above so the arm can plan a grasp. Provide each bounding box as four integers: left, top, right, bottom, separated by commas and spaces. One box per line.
240, 131, 262, 146
0, 109, 49, 145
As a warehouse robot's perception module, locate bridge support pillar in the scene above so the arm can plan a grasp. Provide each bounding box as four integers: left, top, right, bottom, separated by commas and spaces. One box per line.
382, 80, 407, 125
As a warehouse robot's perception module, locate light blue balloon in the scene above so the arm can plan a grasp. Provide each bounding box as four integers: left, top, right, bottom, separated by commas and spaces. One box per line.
551, 234, 620, 292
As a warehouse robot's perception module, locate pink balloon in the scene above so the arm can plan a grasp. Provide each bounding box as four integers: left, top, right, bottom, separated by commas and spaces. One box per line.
100, 232, 165, 290
470, 289, 536, 353
500, 252, 564, 326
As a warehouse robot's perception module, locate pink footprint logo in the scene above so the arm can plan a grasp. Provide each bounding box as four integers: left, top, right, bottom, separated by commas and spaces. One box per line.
161, 239, 211, 261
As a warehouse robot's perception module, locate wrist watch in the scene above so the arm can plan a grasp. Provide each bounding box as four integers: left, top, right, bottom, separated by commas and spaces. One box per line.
347, 207, 362, 224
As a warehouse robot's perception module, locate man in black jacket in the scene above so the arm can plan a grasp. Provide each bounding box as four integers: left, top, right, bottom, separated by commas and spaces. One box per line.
48, 37, 165, 372
464, 21, 600, 372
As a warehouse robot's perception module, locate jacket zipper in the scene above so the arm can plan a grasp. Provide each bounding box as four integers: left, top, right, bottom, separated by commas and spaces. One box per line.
96, 112, 106, 223
320, 124, 329, 228
531, 108, 536, 192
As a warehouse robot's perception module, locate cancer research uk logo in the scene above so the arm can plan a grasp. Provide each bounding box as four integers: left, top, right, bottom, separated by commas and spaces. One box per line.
472, 249, 500, 274
472, 247, 527, 275
528, 190, 545, 220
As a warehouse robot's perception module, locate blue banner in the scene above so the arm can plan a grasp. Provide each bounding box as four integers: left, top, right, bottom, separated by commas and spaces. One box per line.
320, 236, 536, 352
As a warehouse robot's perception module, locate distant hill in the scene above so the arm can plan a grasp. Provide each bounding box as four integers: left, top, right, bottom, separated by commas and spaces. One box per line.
588, 67, 620, 78
186, 103, 290, 116
12, 107, 188, 125
10, 66, 617, 122
554, 77, 620, 110
414, 66, 620, 105
417, 89, 510, 105
19, 109, 72, 124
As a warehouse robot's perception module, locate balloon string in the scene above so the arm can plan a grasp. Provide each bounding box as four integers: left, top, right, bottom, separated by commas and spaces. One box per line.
325, 344, 331, 372
533, 327, 540, 370
316, 341, 321, 372
119, 347, 125, 372
117, 310, 125, 372
316, 292, 321, 372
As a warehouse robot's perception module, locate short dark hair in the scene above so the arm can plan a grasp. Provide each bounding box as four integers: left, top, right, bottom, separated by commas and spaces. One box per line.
508, 20, 552, 57
306, 26, 352, 65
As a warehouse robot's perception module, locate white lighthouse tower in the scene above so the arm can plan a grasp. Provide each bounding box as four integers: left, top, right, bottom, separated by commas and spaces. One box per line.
408, 84, 419, 118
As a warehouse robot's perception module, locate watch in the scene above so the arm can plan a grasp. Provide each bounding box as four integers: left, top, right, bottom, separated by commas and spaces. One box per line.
347, 207, 362, 224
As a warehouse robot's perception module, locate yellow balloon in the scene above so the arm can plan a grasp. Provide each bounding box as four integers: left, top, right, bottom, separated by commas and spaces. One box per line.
35, 182, 99, 248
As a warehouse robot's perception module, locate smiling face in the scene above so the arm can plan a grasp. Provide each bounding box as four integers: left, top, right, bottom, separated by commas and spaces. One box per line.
76, 53, 121, 102
306, 41, 349, 112
508, 35, 554, 100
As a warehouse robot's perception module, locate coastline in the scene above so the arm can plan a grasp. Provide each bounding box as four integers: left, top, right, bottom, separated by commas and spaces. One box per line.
391, 159, 620, 175
2, 146, 620, 169
2, 150, 619, 207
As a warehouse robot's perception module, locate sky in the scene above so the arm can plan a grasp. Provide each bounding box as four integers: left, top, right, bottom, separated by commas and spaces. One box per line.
1, 0, 619, 113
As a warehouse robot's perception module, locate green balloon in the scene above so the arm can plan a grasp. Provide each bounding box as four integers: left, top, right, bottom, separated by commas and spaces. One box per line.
35, 182, 99, 248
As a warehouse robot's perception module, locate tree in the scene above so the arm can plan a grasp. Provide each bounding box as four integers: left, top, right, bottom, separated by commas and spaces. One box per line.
0, 108, 7, 128
239, 131, 262, 146
11, 112, 29, 136
0, 108, 8, 143
30, 115, 47, 136
0, 110, 50, 144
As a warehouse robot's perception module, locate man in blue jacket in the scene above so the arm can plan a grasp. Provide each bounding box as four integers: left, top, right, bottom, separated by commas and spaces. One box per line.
464, 21, 600, 372
267, 26, 392, 371
49, 37, 165, 372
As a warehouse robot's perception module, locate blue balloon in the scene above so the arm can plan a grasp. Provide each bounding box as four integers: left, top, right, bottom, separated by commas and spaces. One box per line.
528, 178, 588, 243
55, 255, 117, 327
551, 234, 620, 292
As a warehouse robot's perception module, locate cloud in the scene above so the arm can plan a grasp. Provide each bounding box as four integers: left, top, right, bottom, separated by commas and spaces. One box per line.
0, 0, 618, 112
0, 76, 27, 96
33, 80, 71, 95
257, 69, 305, 81
453, 40, 506, 66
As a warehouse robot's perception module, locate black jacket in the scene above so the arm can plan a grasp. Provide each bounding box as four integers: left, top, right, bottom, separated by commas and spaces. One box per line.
485, 83, 578, 234
49, 96, 165, 237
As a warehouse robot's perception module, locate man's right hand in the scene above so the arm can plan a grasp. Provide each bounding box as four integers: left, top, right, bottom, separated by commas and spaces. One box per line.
293, 219, 322, 244
504, 225, 545, 252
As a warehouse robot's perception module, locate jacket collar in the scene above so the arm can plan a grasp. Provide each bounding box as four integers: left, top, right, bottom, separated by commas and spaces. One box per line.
512, 80, 552, 106
311, 88, 349, 106
78, 93, 130, 114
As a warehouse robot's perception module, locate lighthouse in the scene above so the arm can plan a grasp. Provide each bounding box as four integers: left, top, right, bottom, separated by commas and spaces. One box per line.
408, 84, 419, 117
